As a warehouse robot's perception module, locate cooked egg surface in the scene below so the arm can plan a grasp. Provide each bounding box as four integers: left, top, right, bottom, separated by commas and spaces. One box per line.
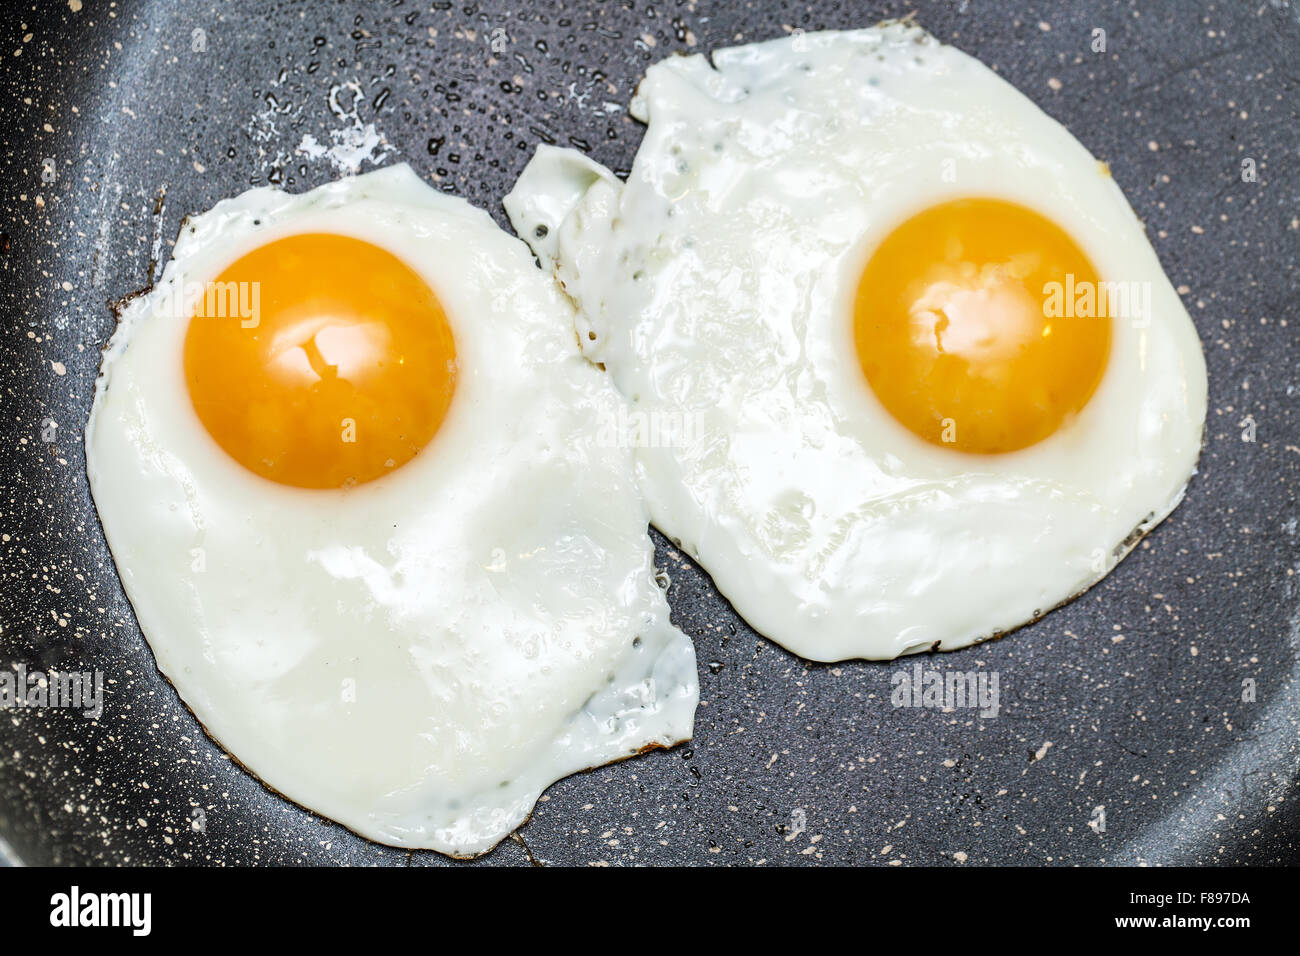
184, 232, 458, 489
87, 165, 697, 855
506, 25, 1207, 662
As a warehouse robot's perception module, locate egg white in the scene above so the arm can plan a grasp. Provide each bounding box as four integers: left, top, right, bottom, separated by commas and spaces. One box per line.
506, 24, 1208, 662
86, 164, 697, 855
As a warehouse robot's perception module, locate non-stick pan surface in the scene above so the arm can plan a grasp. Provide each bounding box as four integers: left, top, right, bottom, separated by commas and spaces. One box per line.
1, 0, 1297, 866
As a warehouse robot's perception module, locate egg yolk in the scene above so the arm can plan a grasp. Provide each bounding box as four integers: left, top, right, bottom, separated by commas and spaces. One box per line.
852, 198, 1110, 455
184, 233, 457, 489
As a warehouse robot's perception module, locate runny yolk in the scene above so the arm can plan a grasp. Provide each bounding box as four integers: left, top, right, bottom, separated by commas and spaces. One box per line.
852, 198, 1110, 455
184, 233, 457, 489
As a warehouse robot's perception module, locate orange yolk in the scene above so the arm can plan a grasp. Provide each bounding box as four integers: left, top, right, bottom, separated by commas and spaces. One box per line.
852, 198, 1110, 455
184, 233, 457, 489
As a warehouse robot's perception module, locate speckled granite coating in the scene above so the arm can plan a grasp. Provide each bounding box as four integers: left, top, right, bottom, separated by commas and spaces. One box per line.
0, 0, 1296, 866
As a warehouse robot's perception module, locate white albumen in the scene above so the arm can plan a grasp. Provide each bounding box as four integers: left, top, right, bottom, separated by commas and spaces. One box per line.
506, 25, 1208, 662
86, 165, 697, 856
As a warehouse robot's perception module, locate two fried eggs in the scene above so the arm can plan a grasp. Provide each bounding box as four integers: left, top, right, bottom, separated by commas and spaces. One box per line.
87, 24, 1207, 855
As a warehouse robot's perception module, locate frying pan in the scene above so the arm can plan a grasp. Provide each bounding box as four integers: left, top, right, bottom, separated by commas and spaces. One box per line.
1, 0, 1297, 866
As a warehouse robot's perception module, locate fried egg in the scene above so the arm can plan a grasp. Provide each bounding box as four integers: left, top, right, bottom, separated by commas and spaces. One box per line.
505, 24, 1207, 662
86, 164, 697, 856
